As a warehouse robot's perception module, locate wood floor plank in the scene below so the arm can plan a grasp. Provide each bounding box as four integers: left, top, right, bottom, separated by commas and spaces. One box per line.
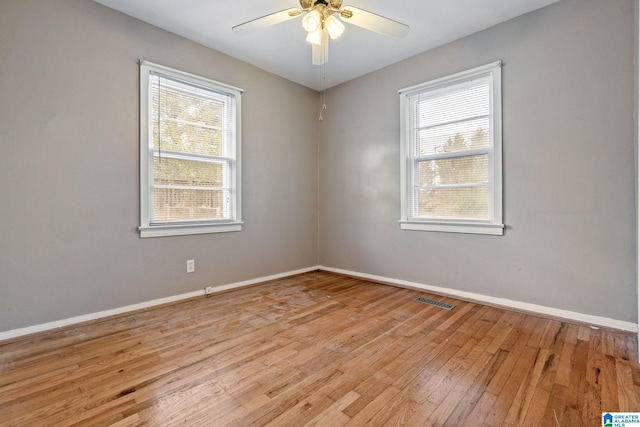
361, 387, 414, 426
435, 301, 475, 331
617, 358, 639, 410
484, 333, 531, 396
427, 349, 494, 425
446, 349, 507, 426
519, 384, 551, 427
565, 335, 593, 425
108, 413, 141, 427
402, 399, 438, 426
343, 385, 402, 426
480, 341, 538, 426
303, 390, 359, 427
421, 336, 484, 405
542, 383, 570, 426
1, 271, 639, 426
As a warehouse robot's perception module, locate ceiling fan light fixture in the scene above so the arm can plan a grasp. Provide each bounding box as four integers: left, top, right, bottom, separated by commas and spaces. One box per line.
302, 9, 322, 32
232, 1, 410, 68
325, 15, 344, 39
306, 28, 323, 45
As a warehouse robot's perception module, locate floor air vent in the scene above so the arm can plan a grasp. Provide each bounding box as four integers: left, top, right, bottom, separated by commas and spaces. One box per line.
415, 297, 455, 310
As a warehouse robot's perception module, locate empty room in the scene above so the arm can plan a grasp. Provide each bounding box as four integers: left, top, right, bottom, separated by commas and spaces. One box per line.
2, 0, 640, 425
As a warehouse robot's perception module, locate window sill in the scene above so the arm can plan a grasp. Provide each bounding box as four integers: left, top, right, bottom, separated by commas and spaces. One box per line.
139, 222, 243, 238
399, 220, 504, 236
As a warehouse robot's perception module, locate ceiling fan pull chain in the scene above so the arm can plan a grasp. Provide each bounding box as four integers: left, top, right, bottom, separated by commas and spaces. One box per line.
319, 49, 327, 121
319, 91, 325, 120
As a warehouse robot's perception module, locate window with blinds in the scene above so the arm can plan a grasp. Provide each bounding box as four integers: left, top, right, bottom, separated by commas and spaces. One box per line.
399, 62, 504, 235
139, 61, 243, 238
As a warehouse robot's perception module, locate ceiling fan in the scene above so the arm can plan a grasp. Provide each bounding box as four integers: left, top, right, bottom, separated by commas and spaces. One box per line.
232, 0, 410, 65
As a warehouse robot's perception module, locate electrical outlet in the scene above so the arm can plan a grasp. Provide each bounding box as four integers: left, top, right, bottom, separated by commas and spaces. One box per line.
186, 259, 195, 273
205, 286, 214, 295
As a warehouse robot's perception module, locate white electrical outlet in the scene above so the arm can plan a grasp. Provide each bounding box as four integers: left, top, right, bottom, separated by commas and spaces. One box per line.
205, 286, 214, 295
186, 259, 195, 273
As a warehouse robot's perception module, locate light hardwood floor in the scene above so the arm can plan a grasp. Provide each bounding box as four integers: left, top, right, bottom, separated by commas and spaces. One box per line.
1, 271, 639, 426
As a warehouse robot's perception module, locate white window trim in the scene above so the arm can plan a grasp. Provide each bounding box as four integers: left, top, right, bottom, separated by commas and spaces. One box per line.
398, 61, 504, 236
138, 60, 243, 238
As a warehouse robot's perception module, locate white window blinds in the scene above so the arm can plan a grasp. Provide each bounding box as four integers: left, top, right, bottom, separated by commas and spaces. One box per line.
150, 74, 236, 223
139, 61, 243, 238
409, 78, 492, 220
399, 62, 503, 235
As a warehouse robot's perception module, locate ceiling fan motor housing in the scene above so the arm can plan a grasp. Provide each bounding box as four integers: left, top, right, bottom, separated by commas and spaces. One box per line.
300, 0, 343, 11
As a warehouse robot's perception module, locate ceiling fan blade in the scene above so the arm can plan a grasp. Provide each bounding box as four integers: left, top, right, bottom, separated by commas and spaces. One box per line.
339, 6, 409, 40
312, 30, 329, 65
232, 8, 302, 35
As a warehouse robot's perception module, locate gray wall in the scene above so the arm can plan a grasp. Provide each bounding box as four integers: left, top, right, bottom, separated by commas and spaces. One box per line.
319, 0, 637, 322
0, 0, 319, 331
1, 0, 637, 332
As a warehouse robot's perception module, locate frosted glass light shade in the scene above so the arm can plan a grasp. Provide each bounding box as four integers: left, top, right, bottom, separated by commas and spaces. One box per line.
325, 15, 344, 39
306, 28, 323, 45
302, 10, 322, 32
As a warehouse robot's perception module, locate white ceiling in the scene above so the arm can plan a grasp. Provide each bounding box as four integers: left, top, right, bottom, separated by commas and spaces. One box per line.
93, 0, 559, 91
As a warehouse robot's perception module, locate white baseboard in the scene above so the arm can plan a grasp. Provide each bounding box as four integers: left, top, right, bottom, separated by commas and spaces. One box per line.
0, 266, 321, 342
3, 264, 635, 342
319, 266, 639, 333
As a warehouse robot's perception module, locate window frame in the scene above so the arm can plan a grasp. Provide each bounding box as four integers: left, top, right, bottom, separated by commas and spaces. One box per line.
398, 61, 504, 236
138, 60, 243, 238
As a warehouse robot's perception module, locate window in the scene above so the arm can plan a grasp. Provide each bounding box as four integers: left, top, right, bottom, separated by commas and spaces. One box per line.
399, 61, 503, 235
139, 61, 243, 238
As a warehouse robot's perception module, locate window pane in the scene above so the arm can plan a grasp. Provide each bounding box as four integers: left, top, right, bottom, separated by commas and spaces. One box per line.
414, 187, 489, 220
154, 119, 224, 157
153, 188, 229, 222
151, 76, 226, 157
153, 157, 226, 188
418, 155, 488, 187
418, 119, 489, 156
